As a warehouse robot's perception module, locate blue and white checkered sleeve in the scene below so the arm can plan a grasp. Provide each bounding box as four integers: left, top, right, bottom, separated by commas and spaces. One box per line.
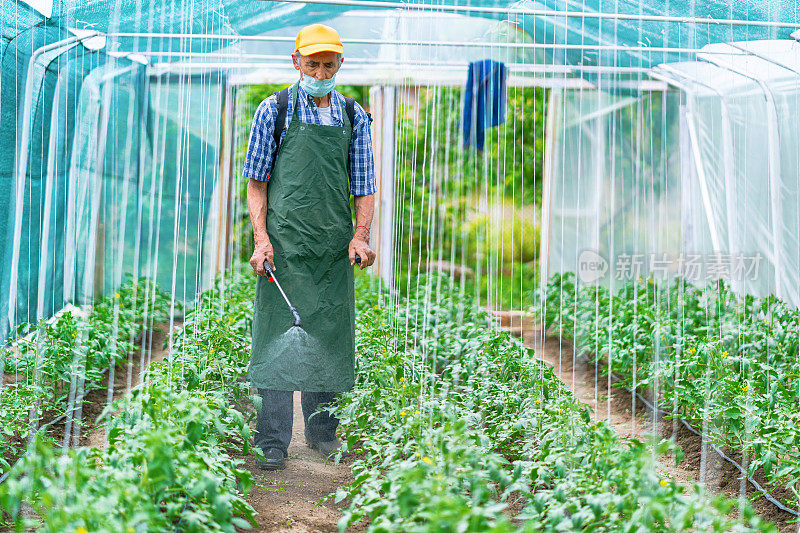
349, 102, 377, 196
242, 96, 278, 182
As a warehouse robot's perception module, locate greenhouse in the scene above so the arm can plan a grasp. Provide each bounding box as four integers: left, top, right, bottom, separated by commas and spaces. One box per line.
2, 0, 800, 531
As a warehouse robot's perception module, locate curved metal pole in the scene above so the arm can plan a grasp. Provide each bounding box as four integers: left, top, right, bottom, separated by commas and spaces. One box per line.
110, 32, 707, 54
145, 57, 653, 74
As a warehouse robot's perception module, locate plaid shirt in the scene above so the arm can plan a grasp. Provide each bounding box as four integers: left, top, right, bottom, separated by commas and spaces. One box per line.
242, 84, 377, 196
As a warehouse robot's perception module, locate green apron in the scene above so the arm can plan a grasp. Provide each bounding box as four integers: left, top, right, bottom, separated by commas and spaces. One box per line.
249, 83, 356, 392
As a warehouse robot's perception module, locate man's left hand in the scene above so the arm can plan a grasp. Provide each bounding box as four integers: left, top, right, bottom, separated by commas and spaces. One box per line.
349, 237, 376, 269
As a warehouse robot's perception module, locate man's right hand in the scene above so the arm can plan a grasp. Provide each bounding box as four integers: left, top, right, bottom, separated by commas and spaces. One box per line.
250, 240, 275, 277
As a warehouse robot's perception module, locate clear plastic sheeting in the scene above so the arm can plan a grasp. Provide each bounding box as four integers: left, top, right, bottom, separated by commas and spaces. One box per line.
224, 10, 539, 86
543, 88, 682, 289
544, 39, 800, 307
1, 1, 800, 328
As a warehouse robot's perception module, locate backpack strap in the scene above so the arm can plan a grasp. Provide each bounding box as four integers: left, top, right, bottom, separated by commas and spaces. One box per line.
272, 87, 290, 156
272, 91, 360, 185
345, 96, 355, 131
344, 97, 355, 186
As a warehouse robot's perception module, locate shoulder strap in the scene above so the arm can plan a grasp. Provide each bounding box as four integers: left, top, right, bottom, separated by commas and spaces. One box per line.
344, 97, 356, 185
345, 97, 355, 131
273, 87, 290, 152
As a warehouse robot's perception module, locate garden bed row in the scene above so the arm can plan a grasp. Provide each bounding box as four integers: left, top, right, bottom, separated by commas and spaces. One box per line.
0, 278, 174, 475
0, 270, 258, 531
1, 269, 777, 531
543, 272, 800, 517
333, 274, 772, 531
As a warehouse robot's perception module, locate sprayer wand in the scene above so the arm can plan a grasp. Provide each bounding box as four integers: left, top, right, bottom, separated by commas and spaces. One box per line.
264, 261, 302, 327
264, 254, 361, 328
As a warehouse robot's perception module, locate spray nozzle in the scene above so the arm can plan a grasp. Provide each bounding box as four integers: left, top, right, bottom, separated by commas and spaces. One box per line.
290, 306, 302, 327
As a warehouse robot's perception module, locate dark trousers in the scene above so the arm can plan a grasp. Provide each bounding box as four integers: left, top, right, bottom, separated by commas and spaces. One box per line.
255, 389, 339, 456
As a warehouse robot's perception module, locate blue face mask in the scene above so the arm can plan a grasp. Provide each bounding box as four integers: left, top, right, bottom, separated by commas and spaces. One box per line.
300, 73, 336, 97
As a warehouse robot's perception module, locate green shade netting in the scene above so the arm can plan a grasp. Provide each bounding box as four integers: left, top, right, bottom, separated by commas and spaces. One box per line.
1, 0, 799, 337
0, 22, 225, 337
6, 1, 800, 66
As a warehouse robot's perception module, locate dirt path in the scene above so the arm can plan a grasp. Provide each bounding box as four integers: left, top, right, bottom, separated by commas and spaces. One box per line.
525, 330, 798, 532
238, 392, 360, 533
83, 322, 180, 449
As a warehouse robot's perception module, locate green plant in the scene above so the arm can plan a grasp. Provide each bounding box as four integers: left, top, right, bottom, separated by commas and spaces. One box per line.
1, 385, 255, 532
544, 272, 800, 513
0, 269, 258, 531
0, 277, 175, 473
331, 274, 770, 532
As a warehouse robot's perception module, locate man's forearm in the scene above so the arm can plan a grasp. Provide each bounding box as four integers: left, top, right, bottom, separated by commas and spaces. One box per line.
247, 179, 270, 245
353, 194, 375, 242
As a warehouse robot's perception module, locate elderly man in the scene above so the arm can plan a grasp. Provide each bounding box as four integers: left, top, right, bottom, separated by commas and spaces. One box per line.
242, 24, 377, 471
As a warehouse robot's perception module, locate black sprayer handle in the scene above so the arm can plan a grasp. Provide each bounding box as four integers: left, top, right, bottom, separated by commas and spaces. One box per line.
355, 253, 361, 265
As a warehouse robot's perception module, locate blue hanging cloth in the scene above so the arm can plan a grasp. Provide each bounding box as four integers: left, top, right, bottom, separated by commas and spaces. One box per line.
462, 59, 507, 150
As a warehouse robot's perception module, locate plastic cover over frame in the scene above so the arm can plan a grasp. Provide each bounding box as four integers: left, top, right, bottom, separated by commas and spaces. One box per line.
545, 39, 800, 307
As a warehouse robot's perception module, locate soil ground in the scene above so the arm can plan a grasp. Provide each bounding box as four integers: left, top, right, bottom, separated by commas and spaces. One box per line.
235, 391, 362, 533
526, 329, 798, 533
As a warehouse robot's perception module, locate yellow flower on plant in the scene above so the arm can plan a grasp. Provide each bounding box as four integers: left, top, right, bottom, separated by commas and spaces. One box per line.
399, 377, 405, 382
415, 452, 421, 458
114, 293, 120, 299
72, 331, 77, 338
535, 399, 542, 405
400, 411, 406, 417
127, 528, 135, 533
414, 410, 420, 415
76, 527, 88, 533
373, 305, 379, 309
660, 479, 668, 487
743, 385, 750, 392
422, 456, 433, 465
722, 351, 728, 358
689, 348, 695, 355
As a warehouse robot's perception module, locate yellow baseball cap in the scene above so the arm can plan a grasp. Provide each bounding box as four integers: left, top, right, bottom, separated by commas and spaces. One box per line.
295, 24, 344, 55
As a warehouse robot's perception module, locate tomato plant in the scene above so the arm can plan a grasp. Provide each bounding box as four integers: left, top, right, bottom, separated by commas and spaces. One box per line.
331, 274, 771, 532
545, 272, 800, 512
